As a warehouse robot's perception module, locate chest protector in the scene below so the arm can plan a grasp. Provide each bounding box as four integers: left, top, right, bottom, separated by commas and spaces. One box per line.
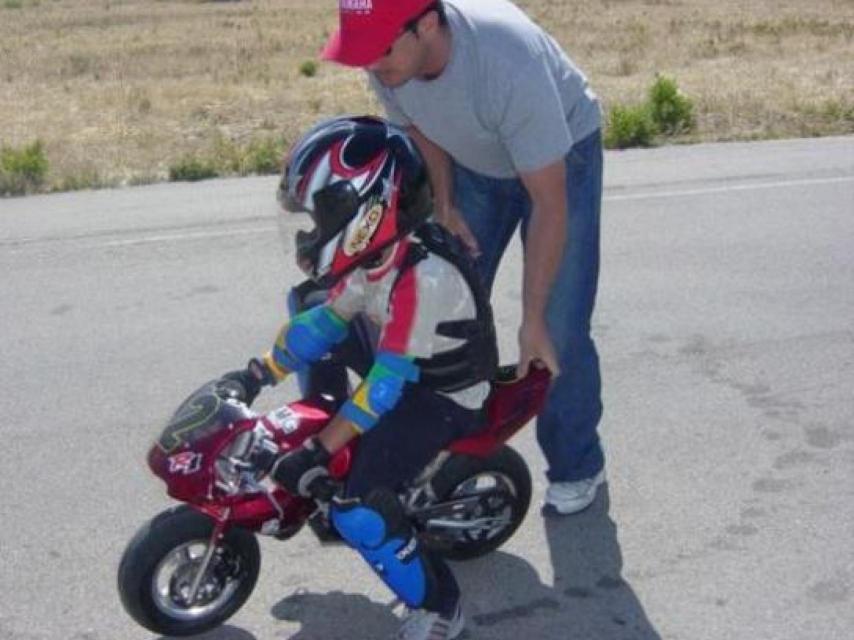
394, 223, 499, 393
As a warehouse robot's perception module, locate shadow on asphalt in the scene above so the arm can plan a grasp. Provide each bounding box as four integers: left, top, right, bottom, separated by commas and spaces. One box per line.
451, 483, 659, 639
269, 483, 659, 639
272, 589, 400, 639
157, 624, 259, 640
540, 483, 661, 639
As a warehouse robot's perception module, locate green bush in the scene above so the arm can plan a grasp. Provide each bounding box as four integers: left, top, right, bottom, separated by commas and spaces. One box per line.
0, 140, 49, 195
604, 103, 656, 149
210, 134, 284, 176
211, 135, 244, 174
603, 75, 696, 148
55, 168, 105, 192
242, 137, 283, 174
299, 60, 318, 78
648, 74, 695, 135
168, 135, 284, 182
168, 156, 219, 182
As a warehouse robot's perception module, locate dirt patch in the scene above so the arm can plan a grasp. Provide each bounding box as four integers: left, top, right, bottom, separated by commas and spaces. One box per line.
0, 0, 851, 190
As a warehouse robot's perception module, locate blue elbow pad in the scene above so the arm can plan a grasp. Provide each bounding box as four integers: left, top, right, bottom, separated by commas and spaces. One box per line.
340, 352, 419, 432
368, 376, 404, 415
372, 352, 420, 384
273, 306, 348, 372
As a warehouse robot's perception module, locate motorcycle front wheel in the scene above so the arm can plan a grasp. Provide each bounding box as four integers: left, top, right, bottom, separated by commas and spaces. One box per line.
420, 445, 532, 561
117, 505, 260, 637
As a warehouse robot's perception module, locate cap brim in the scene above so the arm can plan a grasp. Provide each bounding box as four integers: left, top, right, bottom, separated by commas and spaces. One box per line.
321, 28, 394, 68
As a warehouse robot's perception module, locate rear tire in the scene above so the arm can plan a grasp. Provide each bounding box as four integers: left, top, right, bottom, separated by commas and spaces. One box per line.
425, 446, 532, 561
117, 505, 260, 637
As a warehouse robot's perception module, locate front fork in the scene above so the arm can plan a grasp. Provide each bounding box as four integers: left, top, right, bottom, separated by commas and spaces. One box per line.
186, 507, 231, 606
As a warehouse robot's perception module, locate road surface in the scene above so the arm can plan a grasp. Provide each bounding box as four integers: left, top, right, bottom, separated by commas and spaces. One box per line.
1, 135, 852, 640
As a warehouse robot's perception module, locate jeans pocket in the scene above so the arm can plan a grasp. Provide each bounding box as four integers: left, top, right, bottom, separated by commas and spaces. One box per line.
567, 145, 587, 169
566, 133, 602, 182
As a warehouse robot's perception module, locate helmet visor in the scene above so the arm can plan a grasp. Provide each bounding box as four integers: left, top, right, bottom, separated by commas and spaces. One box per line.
311, 180, 361, 236
284, 180, 364, 281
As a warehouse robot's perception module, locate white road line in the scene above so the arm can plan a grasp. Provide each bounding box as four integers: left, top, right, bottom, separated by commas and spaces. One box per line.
13, 174, 850, 251
94, 225, 272, 248
604, 175, 854, 202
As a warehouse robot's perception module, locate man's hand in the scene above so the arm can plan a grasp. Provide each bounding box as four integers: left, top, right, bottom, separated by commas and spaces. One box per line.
268, 437, 333, 499
404, 125, 481, 255
517, 319, 560, 378
437, 206, 480, 257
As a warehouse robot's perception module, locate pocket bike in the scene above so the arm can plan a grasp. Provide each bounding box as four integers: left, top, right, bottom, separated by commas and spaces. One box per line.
117, 364, 550, 636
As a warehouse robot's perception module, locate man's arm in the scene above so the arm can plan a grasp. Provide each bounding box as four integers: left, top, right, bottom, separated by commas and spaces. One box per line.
407, 126, 480, 255
517, 158, 567, 377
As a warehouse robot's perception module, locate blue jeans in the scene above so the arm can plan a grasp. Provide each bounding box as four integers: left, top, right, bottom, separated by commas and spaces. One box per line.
452, 130, 604, 482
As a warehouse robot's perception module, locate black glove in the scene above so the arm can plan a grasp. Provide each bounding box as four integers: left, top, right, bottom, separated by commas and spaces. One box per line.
267, 437, 333, 499
221, 358, 273, 407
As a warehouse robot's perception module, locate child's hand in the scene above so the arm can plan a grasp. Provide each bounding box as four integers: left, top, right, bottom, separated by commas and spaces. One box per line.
269, 437, 333, 498
220, 358, 274, 406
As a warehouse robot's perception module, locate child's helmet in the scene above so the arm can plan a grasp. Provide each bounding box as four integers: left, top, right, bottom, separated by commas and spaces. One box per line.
277, 115, 432, 285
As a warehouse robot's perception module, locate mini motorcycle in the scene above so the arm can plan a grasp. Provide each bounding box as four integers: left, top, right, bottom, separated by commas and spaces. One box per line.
117, 364, 550, 636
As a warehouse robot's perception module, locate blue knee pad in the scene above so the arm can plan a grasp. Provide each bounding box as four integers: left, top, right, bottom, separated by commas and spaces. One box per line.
331, 497, 427, 607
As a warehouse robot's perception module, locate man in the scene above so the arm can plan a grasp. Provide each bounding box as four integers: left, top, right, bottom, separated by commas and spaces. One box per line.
321, 0, 606, 514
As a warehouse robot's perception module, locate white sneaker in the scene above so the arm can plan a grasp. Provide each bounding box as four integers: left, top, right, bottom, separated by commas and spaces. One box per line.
544, 469, 606, 515
395, 603, 464, 640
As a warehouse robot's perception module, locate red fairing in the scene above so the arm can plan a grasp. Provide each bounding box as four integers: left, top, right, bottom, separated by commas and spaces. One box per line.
448, 367, 552, 457
262, 400, 356, 481
144, 366, 547, 535
147, 417, 259, 505
147, 395, 359, 533
262, 401, 331, 451
216, 488, 314, 531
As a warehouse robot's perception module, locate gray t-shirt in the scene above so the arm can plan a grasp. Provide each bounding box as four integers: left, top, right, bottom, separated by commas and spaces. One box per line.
369, 0, 601, 178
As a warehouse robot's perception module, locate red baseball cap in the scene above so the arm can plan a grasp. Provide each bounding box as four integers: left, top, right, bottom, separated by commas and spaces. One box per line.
322, 0, 435, 67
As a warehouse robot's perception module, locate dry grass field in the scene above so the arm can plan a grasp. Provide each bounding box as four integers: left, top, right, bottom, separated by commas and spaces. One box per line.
1, 0, 852, 192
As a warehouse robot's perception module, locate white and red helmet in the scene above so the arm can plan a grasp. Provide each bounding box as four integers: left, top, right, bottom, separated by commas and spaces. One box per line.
278, 116, 432, 285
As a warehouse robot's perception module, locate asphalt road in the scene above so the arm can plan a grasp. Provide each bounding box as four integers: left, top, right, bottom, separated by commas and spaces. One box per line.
1, 136, 853, 640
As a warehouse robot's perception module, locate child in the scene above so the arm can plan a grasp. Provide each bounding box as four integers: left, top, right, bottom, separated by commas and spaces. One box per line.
229, 116, 497, 640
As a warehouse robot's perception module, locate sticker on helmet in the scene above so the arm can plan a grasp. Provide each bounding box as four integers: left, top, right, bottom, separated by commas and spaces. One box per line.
344, 201, 384, 256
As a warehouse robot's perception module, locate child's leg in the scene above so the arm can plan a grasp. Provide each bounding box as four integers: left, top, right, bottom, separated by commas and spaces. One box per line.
331, 385, 482, 615
345, 384, 483, 496
332, 487, 459, 615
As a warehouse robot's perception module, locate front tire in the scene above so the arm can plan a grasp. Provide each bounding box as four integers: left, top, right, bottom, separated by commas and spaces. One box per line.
423, 445, 532, 561
117, 505, 260, 637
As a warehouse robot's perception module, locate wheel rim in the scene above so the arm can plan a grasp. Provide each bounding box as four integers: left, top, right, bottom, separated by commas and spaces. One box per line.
151, 540, 243, 621
444, 471, 518, 544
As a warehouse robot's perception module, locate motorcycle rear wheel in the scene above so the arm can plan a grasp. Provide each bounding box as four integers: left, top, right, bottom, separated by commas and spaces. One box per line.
424, 445, 532, 561
117, 505, 260, 637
